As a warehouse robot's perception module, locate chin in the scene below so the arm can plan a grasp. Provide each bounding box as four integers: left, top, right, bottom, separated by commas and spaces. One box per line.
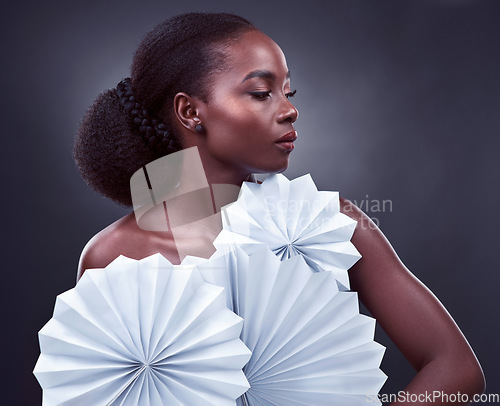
258, 160, 289, 175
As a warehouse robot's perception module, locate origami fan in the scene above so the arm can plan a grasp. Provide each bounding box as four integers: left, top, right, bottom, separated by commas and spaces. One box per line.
33, 254, 251, 405
188, 246, 387, 405
215, 173, 361, 290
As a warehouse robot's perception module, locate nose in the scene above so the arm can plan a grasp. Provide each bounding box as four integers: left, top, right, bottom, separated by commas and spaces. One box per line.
277, 96, 299, 124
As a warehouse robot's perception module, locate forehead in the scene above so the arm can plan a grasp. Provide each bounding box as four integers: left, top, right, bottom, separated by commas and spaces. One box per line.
221, 30, 289, 80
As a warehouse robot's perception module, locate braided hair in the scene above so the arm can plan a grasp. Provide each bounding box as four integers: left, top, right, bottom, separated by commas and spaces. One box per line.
74, 12, 255, 206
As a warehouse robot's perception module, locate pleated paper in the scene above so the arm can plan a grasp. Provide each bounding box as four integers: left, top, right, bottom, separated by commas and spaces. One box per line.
34, 254, 251, 405
189, 246, 387, 405
215, 173, 361, 290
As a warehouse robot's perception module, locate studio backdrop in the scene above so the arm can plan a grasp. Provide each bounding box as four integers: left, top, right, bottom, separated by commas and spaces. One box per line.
2, 0, 499, 403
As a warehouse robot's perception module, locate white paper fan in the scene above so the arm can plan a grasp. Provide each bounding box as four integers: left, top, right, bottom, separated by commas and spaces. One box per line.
192, 246, 387, 405
34, 254, 251, 405
215, 173, 361, 290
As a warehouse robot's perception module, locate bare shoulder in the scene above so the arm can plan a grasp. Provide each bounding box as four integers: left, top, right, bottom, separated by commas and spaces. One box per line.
340, 196, 381, 231
77, 213, 137, 281
339, 196, 393, 256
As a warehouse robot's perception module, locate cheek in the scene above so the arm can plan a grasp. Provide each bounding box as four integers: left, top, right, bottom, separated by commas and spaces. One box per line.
209, 102, 269, 141
216, 102, 258, 127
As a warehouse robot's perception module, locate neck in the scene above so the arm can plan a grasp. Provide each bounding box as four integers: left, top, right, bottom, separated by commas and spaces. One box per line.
130, 146, 251, 232
197, 152, 255, 188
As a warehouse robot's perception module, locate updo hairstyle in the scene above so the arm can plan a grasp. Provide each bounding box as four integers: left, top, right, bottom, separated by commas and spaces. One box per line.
74, 12, 255, 206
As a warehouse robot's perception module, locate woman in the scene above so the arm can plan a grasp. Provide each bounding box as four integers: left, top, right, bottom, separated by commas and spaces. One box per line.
74, 12, 484, 404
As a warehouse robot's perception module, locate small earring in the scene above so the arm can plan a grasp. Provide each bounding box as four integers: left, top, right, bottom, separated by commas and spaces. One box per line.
195, 124, 204, 133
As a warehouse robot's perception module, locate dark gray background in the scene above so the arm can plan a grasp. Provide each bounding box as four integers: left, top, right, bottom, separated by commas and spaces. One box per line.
2, 0, 499, 403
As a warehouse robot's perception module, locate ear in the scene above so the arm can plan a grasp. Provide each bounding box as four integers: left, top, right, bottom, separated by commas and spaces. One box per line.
173, 92, 202, 133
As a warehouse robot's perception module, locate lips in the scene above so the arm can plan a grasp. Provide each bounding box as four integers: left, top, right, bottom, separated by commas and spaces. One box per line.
276, 131, 297, 143
275, 131, 297, 152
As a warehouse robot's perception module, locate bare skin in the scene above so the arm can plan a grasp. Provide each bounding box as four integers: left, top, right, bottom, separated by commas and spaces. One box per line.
342, 199, 485, 405
78, 29, 485, 404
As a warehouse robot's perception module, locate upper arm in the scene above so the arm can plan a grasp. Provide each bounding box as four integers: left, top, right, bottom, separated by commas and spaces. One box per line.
340, 198, 479, 372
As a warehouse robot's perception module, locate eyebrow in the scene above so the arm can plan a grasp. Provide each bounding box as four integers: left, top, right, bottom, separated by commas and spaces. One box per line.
241, 69, 291, 83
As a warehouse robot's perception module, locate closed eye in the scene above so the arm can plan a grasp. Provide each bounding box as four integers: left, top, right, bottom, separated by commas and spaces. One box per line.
248, 91, 271, 100
285, 90, 297, 99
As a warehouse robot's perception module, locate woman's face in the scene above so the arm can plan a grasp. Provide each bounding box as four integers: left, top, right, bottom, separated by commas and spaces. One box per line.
197, 30, 299, 176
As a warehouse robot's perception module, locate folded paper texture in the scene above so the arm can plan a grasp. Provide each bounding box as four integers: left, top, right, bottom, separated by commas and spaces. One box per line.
34, 254, 250, 405
187, 246, 387, 405
215, 173, 361, 290
35, 173, 386, 405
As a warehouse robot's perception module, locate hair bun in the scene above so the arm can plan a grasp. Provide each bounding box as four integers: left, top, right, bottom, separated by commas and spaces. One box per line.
75, 12, 255, 206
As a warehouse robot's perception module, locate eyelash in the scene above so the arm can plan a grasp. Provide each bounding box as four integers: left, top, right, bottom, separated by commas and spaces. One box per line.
249, 90, 297, 100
